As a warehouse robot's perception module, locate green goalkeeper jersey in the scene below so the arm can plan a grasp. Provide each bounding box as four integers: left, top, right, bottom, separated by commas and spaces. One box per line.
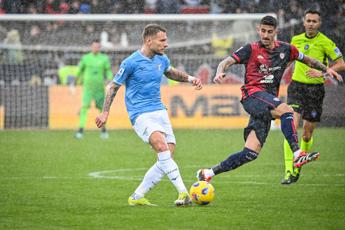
76, 52, 113, 90
291, 32, 343, 84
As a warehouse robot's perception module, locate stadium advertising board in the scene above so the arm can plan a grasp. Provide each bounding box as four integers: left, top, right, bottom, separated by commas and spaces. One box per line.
49, 84, 287, 129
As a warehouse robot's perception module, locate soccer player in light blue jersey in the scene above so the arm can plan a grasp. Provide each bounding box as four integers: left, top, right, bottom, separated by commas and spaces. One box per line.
95, 24, 202, 206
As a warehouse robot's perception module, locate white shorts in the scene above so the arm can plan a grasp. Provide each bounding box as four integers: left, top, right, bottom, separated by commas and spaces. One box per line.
133, 110, 176, 144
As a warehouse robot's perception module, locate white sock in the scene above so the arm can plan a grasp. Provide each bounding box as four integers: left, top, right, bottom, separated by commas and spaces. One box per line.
132, 162, 165, 199
293, 149, 301, 159
206, 168, 215, 178
157, 150, 187, 193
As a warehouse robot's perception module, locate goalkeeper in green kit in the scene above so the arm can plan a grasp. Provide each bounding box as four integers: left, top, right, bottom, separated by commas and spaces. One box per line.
281, 9, 344, 184
75, 40, 113, 139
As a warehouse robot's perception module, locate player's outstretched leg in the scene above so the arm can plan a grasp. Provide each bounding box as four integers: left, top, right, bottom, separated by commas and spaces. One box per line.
156, 150, 191, 206
197, 147, 258, 182
128, 162, 164, 206
196, 169, 213, 182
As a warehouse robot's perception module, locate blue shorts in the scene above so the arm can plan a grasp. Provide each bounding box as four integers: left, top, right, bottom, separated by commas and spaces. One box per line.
241, 91, 283, 146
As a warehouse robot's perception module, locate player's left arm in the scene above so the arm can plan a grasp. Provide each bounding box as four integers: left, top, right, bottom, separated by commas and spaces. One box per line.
165, 67, 202, 90
306, 40, 344, 81
307, 58, 345, 80
300, 55, 343, 82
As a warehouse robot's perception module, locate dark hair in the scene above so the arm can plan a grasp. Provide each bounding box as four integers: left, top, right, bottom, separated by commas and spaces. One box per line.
142, 24, 167, 40
92, 39, 100, 43
260, 15, 277, 28
304, 8, 321, 17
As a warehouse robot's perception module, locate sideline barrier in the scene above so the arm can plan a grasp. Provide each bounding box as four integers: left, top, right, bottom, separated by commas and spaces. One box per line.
49, 84, 288, 129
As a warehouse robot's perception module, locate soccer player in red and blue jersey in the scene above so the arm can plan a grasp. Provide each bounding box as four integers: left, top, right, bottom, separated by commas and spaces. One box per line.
197, 16, 342, 183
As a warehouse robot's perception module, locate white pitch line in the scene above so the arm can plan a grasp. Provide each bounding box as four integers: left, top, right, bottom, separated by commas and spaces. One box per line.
0, 167, 344, 187
87, 168, 345, 187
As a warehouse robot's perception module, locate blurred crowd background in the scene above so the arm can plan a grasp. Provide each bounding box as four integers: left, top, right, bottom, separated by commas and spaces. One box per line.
0, 0, 344, 50
0, 0, 344, 86
1, 0, 345, 129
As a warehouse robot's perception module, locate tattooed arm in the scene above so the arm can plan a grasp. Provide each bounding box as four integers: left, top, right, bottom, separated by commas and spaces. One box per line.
301, 55, 343, 82
214, 56, 237, 84
165, 67, 202, 90
306, 58, 344, 82
301, 55, 328, 72
95, 81, 121, 128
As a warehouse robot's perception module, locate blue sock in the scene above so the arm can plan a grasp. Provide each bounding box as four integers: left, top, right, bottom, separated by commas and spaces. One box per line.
280, 112, 299, 152
212, 148, 258, 175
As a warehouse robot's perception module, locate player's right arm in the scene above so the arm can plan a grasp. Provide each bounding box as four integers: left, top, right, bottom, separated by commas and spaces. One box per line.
214, 44, 251, 84
95, 81, 121, 128
95, 59, 132, 128
214, 56, 237, 83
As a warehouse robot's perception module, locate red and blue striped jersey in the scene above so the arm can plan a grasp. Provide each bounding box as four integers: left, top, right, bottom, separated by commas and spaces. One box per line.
232, 41, 302, 99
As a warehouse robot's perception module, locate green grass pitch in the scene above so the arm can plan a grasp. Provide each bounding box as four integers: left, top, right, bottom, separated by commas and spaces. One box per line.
1, 128, 345, 229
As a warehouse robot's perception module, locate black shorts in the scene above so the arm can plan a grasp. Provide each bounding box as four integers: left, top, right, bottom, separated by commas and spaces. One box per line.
241, 91, 283, 147
287, 80, 325, 122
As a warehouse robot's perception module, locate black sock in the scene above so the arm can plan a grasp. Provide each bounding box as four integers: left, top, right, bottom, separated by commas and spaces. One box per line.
212, 147, 258, 175
78, 128, 84, 133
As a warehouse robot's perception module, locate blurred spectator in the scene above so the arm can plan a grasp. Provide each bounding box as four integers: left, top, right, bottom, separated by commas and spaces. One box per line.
2, 0, 21, 13
283, 0, 303, 23
145, 0, 157, 13
183, 0, 202, 7
212, 0, 241, 13
0, 0, 343, 60
209, 0, 225, 14
30, 74, 42, 86
3, 29, 24, 64
127, 0, 145, 13
30, 24, 41, 39
46, 21, 59, 32
79, 1, 91, 14
27, 3, 39, 14
69, 0, 80, 14
111, 0, 126, 14
0, 0, 5, 14
59, 1, 70, 14
91, 0, 110, 13
156, 0, 180, 14
45, 0, 60, 14
211, 32, 233, 57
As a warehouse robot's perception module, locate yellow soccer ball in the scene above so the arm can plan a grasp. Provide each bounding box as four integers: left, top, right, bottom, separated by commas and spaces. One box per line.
189, 181, 215, 205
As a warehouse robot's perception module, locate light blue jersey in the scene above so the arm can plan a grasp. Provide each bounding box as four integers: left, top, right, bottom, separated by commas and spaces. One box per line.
113, 50, 171, 125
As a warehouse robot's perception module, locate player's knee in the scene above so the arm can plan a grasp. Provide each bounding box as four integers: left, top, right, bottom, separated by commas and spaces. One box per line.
150, 134, 169, 152
153, 142, 169, 152
278, 103, 294, 115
